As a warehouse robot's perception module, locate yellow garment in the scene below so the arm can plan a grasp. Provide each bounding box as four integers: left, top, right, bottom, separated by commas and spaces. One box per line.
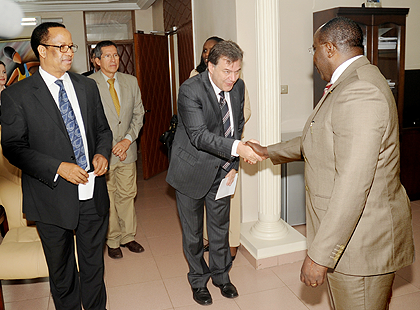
107, 78, 120, 116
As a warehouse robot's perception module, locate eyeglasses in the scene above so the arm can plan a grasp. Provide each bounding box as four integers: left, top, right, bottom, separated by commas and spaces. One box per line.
308, 43, 328, 55
101, 53, 120, 59
41, 44, 78, 53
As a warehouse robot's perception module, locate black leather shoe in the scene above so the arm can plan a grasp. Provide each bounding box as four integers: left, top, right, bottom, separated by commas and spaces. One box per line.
213, 282, 238, 298
108, 246, 123, 259
121, 241, 144, 253
192, 287, 212, 305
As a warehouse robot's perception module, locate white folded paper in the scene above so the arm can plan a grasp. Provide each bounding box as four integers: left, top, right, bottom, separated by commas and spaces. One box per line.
215, 173, 238, 200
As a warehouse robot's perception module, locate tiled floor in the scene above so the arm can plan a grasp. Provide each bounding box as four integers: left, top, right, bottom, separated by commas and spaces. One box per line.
2, 160, 420, 309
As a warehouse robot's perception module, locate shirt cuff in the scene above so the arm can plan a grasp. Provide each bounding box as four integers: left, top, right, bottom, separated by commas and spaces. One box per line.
124, 134, 133, 143
232, 140, 241, 156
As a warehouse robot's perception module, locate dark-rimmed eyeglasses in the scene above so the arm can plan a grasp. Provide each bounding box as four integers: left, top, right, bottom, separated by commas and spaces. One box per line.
40, 44, 78, 53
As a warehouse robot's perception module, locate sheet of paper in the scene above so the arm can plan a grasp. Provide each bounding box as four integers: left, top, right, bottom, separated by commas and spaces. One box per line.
78, 172, 96, 200
215, 173, 238, 200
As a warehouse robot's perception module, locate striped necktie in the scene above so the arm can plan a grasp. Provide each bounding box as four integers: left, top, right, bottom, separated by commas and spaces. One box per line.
323, 82, 333, 96
219, 91, 233, 171
55, 80, 87, 169
108, 78, 120, 116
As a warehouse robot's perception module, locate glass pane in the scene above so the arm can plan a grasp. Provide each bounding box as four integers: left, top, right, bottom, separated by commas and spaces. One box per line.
85, 11, 133, 42
377, 23, 399, 101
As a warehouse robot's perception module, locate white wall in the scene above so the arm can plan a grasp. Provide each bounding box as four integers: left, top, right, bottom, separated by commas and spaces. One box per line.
234, 0, 420, 223
192, 0, 237, 67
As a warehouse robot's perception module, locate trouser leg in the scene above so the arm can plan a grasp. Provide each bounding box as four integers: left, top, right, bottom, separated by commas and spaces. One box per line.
327, 271, 395, 310
75, 199, 108, 310
36, 222, 81, 310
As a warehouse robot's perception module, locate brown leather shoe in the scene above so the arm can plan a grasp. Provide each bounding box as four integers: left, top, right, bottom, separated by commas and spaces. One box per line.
121, 240, 144, 253
108, 246, 123, 259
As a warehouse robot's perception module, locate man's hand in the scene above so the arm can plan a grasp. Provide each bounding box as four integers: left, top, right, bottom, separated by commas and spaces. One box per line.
245, 140, 269, 160
112, 139, 131, 158
300, 255, 328, 288
57, 162, 89, 185
237, 142, 263, 164
225, 169, 237, 186
92, 154, 109, 176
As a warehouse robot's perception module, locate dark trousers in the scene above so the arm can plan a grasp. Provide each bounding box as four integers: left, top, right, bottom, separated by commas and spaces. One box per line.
176, 168, 232, 288
36, 199, 108, 310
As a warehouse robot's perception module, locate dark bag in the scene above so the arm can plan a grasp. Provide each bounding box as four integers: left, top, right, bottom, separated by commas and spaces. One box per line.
159, 114, 178, 149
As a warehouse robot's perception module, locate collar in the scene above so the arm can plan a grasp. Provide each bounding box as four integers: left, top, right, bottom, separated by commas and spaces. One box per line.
101, 70, 118, 83
330, 55, 363, 84
39, 66, 70, 86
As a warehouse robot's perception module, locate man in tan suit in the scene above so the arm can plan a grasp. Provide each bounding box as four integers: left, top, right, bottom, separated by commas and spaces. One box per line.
248, 17, 414, 309
90, 41, 145, 259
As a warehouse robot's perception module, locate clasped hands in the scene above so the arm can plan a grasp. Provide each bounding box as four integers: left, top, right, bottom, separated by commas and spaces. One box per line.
57, 154, 108, 185
237, 140, 269, 164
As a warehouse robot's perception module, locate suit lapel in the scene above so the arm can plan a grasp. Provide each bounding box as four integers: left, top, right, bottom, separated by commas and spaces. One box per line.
68, 72, 88, 129
302, 56, 370, 140
202, 71, 224, 130
93, 71, 119, 118
32, 71, 68, 137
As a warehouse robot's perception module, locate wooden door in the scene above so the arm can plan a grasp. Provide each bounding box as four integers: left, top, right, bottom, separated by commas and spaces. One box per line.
134, 33, 172, 179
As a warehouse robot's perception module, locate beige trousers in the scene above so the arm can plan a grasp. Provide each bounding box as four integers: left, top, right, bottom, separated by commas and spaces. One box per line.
106, 161, 137, 248
203, 169, 241, 248
327, 271, 395, 310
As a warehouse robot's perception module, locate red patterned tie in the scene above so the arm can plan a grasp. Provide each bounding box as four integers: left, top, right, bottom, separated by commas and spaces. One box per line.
323, 83, 332, 96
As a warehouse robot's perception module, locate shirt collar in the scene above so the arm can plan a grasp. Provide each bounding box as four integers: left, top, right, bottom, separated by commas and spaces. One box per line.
330, 55, 363, 84
101, 70, 118, 83
39, 66, 70, 86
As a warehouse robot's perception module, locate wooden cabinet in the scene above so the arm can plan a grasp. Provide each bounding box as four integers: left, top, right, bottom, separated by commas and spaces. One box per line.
313, 7, 420, 200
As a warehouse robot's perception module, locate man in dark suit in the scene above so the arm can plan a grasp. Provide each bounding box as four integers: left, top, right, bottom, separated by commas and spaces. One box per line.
166, 40, 261, 306
1, 22, 112, 310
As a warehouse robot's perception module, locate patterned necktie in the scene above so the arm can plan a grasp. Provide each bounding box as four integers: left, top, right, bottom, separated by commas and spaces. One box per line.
323, 82, 333, 96
108, 78, 120, 116
55, 80, 87, 169
219, 91, 233, 171
219, 91, 232, 138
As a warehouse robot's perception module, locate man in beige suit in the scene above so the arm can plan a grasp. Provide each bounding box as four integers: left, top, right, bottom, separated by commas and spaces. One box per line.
248, 17, 414, 309
90, 41, 145, 259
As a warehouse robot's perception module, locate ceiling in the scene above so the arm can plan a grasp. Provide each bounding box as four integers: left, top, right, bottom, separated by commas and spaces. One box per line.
13, 0, 156, 12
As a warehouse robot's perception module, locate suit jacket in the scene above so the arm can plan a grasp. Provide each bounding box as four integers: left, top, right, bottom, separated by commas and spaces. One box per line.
0, 70, 112, 230
90, 71, 144, 166
268, 56, 414, 276
166, 71, 245, 199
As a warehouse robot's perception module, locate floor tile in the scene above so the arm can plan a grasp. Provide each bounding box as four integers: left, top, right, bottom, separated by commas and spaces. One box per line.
234, 287, 309, 310
104, 256, 161, 288
107, 280, 173, 310
389, 291, 420, 310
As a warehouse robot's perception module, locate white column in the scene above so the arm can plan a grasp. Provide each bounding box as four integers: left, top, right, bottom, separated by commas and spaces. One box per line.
249, 0, 288, 240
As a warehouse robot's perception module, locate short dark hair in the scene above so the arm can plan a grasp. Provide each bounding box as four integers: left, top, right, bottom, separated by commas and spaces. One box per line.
207, 40, 243, 66
31, 22, 66, 60
94, 41, 118, 59
0, 60, 6, 69
318, 17, 364, 53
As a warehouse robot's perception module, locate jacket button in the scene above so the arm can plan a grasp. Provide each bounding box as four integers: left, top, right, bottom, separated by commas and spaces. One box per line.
215, 166, 218, 169
71, 156, 75, 160
119, 121, 121, 124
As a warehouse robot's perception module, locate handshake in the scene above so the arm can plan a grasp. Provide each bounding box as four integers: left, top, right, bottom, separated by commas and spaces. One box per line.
237, 140, 269, 164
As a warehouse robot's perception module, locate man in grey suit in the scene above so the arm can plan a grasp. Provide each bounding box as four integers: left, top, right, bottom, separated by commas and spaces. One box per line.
248, 17, 414, 309
166, 40, 261, 306
90, 41, 145, 259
